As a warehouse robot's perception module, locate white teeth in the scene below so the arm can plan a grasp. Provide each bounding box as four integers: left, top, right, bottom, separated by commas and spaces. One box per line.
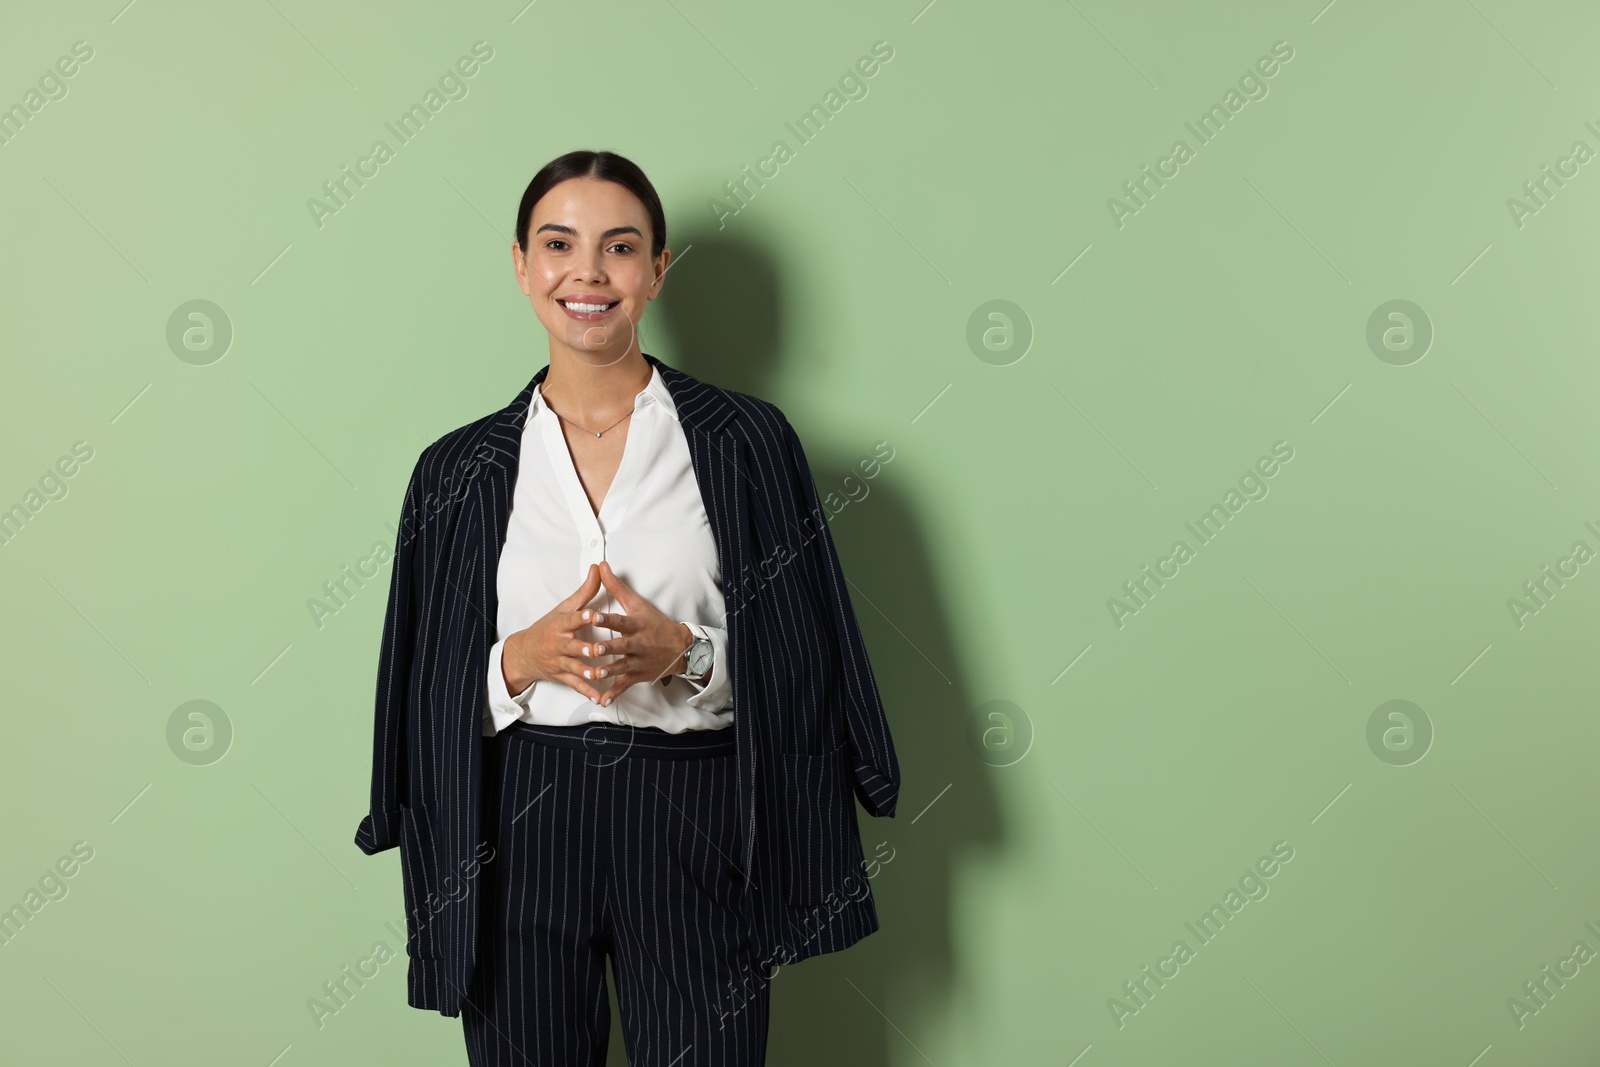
561, 300, 614, 313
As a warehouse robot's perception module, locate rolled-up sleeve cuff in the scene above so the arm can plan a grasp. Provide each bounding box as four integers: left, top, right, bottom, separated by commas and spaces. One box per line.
484, 636, 535, 737
849, 756, 898, 818
355, 808, 402, 854
682, 623, 731, 712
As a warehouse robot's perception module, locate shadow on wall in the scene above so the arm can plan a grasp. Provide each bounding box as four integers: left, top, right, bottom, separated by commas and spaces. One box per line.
595, 229, 1006, 1067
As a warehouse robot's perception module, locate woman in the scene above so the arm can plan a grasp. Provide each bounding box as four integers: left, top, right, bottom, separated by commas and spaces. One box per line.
354, 150, 900, 1067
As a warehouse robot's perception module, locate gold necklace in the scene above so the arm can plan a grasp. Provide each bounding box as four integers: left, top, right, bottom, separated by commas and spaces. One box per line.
547, 400, 633, 438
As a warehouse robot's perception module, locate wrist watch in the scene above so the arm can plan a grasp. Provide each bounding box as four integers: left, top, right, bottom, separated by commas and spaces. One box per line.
678, 624, 714, 681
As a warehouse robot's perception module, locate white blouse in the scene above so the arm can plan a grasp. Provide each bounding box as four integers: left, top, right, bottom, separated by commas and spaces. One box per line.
482, 362, 733, 737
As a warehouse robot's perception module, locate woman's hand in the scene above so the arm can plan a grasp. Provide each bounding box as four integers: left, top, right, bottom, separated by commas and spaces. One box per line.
586, 560, 694, 708
501, 564, 616, 702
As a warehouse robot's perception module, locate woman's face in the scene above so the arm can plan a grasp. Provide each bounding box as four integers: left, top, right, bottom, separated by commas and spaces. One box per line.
514, 176, 669, 366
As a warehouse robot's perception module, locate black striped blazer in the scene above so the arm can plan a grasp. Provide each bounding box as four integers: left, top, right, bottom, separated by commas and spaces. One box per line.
354, 352, 901, 1017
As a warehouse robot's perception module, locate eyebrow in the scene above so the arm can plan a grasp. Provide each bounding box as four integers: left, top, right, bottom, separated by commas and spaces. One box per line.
534, 223, 644, 240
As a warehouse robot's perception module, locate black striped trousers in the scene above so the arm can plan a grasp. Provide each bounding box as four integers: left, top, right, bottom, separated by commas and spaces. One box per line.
463, 720, 770, 1066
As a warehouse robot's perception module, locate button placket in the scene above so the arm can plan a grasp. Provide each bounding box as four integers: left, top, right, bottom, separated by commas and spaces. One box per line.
580, 521, 609, 629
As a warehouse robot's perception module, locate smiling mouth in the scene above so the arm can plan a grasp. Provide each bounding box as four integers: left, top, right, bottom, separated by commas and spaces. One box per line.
558, 299, 621, 314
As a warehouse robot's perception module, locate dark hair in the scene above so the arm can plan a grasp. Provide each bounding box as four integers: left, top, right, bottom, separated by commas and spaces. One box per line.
514, 150, 667, 261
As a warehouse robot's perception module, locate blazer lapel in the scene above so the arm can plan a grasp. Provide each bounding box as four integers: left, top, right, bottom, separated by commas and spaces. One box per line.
465, 355, 755, 884
648, 357, 758, 886
471, 355, 741, 630
472, 364, 548, 624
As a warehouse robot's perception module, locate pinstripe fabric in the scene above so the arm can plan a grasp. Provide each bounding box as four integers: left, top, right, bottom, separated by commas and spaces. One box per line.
354, 353, 901, 1016
463, 722, 768, 1065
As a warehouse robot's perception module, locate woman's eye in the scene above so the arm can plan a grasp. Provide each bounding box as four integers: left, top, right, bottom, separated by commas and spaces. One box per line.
545, 240, 567, 251
609, 243, 634, 255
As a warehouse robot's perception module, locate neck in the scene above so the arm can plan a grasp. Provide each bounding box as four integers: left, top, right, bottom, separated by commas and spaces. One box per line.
541, 346, 652, 424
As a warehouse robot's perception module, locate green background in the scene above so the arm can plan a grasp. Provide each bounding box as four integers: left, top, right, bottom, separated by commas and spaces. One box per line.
2, 0, 1597, 1063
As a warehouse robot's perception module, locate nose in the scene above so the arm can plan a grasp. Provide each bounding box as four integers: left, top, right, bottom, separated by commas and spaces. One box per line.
574, 247, 608, 283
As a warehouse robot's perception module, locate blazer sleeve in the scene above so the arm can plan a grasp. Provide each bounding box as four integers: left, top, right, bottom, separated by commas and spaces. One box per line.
354, 453, 425, 855
780, 418, 901, 818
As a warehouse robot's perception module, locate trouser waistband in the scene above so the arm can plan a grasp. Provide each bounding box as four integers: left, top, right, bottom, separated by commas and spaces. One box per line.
501, 719, 736, 760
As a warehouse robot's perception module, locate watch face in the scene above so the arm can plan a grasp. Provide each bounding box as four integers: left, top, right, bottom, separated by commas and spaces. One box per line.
687, 639, 712, 674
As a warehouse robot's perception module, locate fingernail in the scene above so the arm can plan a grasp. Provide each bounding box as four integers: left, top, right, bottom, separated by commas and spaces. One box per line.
583, 646, 590, 656
596, 644, 605, 653
582, 610, 590, 621
583, 670, 592, 679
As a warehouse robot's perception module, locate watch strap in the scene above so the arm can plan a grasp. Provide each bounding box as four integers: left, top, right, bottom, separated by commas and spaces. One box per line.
680, 622, 713, 678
